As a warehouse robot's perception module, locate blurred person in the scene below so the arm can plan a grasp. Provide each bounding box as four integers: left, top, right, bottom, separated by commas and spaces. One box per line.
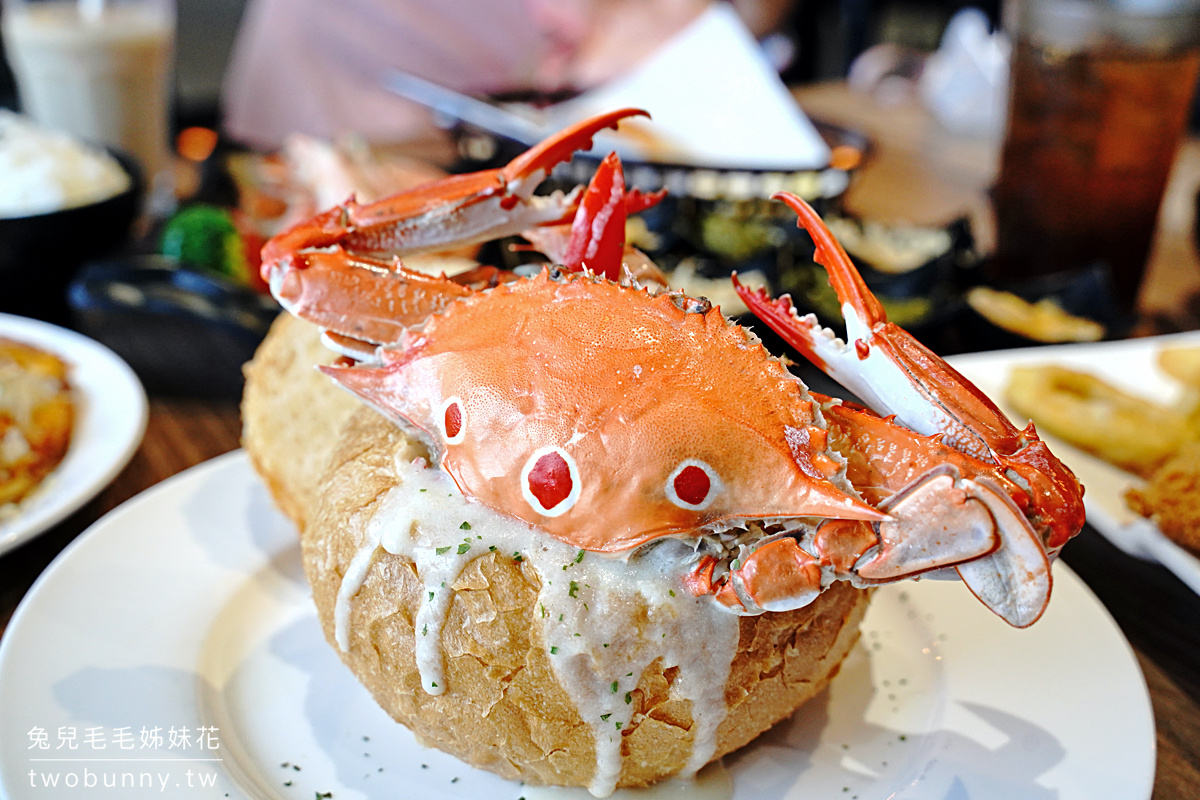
221, 0, 713, 149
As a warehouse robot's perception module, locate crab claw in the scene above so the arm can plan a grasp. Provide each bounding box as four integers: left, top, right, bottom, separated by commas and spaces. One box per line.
261, 107, 651, 271
267, 248, 476, 352
732, 192, 1083, 627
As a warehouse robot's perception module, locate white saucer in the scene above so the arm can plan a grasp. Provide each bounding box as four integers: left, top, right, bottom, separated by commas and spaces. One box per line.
0, 452, 1154, 799
0, 313, 147, 555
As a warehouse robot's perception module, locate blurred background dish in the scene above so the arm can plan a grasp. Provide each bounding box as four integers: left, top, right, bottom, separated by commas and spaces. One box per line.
0, 313, 146, 556
0, 114, 141, 324
949, 332, 1200, 595
454, 112, 871, 314
67, 255, 279, 399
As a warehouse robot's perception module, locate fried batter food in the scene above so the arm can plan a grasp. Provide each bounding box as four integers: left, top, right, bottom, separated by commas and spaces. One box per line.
1126, 442, 1200, 554
0, 338, 74, 508
1005, 346, 1200, 553
1159, 344, 1200, 390
1005, 364, 1191, 478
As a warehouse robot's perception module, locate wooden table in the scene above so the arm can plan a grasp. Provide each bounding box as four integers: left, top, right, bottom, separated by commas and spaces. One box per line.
3, 82, 1200, 798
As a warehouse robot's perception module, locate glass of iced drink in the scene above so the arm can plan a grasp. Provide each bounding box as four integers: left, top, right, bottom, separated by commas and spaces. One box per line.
2, 0, 175, 196
989, 0, 1200, 313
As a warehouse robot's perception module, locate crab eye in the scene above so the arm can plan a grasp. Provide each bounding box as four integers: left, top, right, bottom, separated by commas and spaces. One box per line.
439, 397, 465, 444
521, 446, 581, 517
666, 460, 721, 511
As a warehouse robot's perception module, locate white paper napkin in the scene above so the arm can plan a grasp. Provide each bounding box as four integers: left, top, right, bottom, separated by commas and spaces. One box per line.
546, 3, 831, 169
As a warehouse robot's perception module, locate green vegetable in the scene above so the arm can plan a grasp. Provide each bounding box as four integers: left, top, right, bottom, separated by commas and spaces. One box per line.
159, 204, 251, 283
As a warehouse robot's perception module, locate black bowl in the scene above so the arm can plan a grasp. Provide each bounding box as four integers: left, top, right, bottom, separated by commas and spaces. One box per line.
68, 256, 280, 399
454, 117, 870, 283
0, 150, 141, 324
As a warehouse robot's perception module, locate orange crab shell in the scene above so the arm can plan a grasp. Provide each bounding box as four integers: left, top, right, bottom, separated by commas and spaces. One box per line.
325, 270, 884, 553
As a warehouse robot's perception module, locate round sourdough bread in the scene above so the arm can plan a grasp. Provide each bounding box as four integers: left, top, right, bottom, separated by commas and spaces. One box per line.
241, 312, 361, 530
305, 407, 871, 791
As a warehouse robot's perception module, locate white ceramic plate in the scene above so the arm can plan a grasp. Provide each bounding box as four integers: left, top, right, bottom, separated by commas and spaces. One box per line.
0, 452, 1153, 799
0, 313, 147, 556
948, 331, 1200, 595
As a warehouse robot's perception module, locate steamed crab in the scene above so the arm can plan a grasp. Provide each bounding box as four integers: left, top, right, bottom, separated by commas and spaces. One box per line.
261, 108, 1084, 628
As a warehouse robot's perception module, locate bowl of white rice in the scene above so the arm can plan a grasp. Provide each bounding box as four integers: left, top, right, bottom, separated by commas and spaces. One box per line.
0, 111, 140, 321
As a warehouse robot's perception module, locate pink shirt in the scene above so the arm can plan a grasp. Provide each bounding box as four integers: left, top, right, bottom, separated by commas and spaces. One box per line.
221, 0, 547, 148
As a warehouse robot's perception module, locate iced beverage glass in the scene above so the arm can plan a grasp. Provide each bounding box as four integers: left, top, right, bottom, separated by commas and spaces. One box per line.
990, 0, 1200, 312
2, 0, 175, 190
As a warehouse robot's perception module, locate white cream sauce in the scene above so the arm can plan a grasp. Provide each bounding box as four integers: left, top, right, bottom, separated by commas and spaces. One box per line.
334, 454, 741, 797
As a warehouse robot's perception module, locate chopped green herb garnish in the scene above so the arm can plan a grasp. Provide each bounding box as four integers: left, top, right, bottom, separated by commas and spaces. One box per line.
569, 581, 579, 598
669, 589, 675, 597
435, 546, 451, 555
600, 714, 611, 721
422, 624, 428, 636
610, 681, 619, 693
615, 722, 622, 730
489, 545, 497, 551
625, 692, 632, 705
574, 550, 585, 564
460, 521, 471, 530
428, 591, 434, 601
550, 646, 558, 654
457, 543, 471, 554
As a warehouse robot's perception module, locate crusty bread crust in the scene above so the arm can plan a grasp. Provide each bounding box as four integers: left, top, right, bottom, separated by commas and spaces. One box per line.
306, 409, 870, 789
241, 313, 361, 530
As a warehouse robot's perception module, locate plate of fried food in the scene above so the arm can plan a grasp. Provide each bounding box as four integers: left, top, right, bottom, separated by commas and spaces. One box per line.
0, 313, 147, 555
947, 331, 1200, 593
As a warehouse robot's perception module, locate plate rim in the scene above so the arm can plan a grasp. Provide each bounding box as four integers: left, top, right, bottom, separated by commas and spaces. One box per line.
0, 312, 148, 556
0, 450, 1156, 800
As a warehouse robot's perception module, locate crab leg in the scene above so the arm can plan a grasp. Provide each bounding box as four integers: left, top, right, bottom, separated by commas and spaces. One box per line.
261, 107, 648, 271
262, 112, 667, 356
731, 193, 1083, 627
268, 248, 475, 352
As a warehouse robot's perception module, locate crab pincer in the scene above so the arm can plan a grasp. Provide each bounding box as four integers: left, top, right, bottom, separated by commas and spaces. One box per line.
259, 108, 656, 356
733, 192, 1085, 626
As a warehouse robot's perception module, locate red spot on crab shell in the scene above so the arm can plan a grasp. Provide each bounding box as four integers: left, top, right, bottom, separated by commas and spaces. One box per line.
673, 465, 711, 506
444, 402, 462, 438
528, 452, 573, 511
